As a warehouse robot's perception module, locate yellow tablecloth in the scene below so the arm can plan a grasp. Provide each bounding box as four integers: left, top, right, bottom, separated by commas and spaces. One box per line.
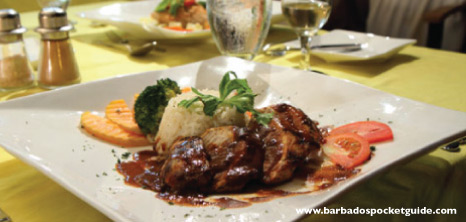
0, 1, 465, 221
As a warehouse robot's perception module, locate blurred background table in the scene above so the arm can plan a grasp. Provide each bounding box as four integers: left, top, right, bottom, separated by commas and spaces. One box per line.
0, 1, 465, 221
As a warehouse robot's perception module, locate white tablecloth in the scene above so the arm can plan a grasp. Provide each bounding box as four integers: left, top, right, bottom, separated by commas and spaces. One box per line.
367, 0, 465, 51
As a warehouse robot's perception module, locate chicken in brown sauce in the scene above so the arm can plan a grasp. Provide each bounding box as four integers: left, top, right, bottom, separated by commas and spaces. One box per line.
158, 103, 323, 193
201, 126, 263, 193
161, 137, 211, 192
249, 104, 324, 184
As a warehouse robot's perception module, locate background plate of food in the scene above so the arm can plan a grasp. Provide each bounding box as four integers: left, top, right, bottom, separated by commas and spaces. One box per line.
1, 56, 466, 221
77, 0, 284, 40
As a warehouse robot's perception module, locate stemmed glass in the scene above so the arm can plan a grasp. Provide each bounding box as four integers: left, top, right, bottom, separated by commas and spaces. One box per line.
281, 0, 332, 70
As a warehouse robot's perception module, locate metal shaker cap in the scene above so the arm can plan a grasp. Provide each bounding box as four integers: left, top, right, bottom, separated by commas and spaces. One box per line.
0, 9, 27, 35
35, 7, 73, 34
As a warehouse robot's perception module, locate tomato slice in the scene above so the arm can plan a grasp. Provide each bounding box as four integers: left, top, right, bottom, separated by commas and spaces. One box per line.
329, 121, 393, 144
184, 0, 196, 7
322, 133, 371, 169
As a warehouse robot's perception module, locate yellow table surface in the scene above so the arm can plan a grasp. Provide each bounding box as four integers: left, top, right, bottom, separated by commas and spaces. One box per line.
1, 1, 465, 221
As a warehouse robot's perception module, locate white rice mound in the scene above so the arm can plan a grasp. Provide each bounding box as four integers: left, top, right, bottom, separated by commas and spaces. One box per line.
154, 89, 245, 155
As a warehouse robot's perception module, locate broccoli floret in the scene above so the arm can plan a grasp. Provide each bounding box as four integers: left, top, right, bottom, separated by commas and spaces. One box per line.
134, 78, 181, 135
156, 78, 181, 98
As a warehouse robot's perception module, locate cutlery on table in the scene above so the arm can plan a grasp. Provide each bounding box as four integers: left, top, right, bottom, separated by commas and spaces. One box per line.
0, 208, 11, 222
442, 136, 466, 152
105, 31, 165, 56
263, 43, 362, 56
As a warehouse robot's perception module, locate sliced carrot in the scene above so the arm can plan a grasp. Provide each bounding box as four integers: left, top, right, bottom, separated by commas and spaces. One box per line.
81, 112, 150, 147
164, 26, 193, 32
245, 111, 253, 118
181, 87, 191, 93
105, 99, 142, 135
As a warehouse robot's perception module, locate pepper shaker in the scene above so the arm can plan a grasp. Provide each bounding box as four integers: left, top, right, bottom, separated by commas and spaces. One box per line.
35, 7, 80, 89
0, 9, 35, 91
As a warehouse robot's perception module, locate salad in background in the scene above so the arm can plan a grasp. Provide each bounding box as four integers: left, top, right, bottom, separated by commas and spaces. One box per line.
150, 0, 209, 31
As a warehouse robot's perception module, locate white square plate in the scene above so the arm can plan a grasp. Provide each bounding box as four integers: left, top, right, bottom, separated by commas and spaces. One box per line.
77, 0, 284, 40
286, 30, 416, 63
0, 57, 465, 221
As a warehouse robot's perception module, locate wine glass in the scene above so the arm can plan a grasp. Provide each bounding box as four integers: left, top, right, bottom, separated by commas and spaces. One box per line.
36, 0, 70, 10
281, 0, 332, 70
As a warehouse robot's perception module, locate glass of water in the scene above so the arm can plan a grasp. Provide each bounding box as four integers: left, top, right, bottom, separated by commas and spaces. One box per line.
36, 0, 70, 10
207, 0, 273, 60
282, 0, 332, 70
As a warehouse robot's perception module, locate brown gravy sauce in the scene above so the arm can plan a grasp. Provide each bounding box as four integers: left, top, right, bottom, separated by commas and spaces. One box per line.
244, 189, 311, 203
116, 150, 359, 209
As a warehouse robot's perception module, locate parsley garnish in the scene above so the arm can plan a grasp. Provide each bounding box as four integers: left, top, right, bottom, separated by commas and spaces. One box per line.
156, 0, 171, 12
178, 71, 273, 125
156, 0, 184, 15
121, 152, 131, 159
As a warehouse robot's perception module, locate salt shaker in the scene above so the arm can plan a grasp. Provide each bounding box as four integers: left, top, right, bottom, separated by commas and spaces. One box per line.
0, 9, 35, 91
35, 7, 80, 89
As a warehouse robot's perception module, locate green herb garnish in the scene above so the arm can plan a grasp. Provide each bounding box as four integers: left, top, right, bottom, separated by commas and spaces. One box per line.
156, 0, 184, 15
156, 0, 172, 12
197, 1, 206, 8
178, 71, 273, 125
121, 152, 131, 159
169, 0, 183, 15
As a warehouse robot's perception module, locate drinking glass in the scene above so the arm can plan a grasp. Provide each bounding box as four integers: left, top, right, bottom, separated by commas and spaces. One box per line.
207, 0, 272, 60
36, 0, 70, 10
281, 0, 332, 70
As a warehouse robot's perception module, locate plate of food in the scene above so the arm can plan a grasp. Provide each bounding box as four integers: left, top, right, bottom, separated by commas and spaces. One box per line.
77, 0, 284, 40
0, 56, 465, 221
